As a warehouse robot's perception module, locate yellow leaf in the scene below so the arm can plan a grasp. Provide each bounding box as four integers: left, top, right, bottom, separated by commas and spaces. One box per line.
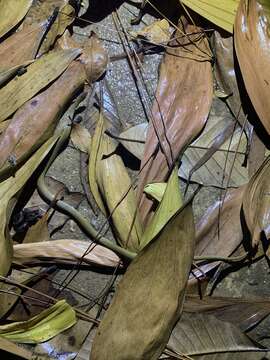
180, 0, 240, 33
144, 182, 167, 202
0, 300, 76, 343
0, 0, 32, 38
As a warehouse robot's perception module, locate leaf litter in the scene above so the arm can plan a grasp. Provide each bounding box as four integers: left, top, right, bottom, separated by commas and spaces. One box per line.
0, 1, 269, 359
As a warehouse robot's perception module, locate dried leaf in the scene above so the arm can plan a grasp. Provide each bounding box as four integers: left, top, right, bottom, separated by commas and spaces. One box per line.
0, 48, 81, 123
13, 239, 121, 268
0, 61, 33, 86
140, 169, 182, 249
190, 186, 245, 281
234, 0, 270, 135
0, 61, 85, 179
168, 312, 266, 359
91, 199, 195, 359
0, 0, 32, 38
184, 294, 270, 332
23, 212, 50, 244
0, 134, 59, 276
96, 133, 142, 252
242, 156, 270, 248
179, 113, 249, 187
119, 123, 147, 160
71, 124, 91, 153
0, 299, 76, 344
0, 21, 47, 72
130, 19, 171, 44
181, 0, 239, 33
0, 337, 32, 359
137, 24, 213, 224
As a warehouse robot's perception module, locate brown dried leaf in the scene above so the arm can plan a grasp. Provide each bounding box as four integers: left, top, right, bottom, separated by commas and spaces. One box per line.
71, 124, 91, 153
0, 48, 81, 123
234, 0, 270, 135
91, 199, 195, 359
130, 19, 171, 44
137, 24, 213, 224
242, 156, 270, 248
13, 239, 121, 268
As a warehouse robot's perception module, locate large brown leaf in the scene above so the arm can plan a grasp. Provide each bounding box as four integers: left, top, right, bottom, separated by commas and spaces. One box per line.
234, 0, 270, 135
91, 198, 195, 359
137, 24, 213, 225
242, 156, 270, 249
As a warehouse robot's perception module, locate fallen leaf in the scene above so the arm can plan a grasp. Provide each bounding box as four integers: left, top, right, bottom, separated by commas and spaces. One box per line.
143, 182, 167, 202
13, 239, 121, 268
0, 0, 32, 38
96, 133, 142, 252
234, 0, 270, 135
0, 134, 59, 276
0, 299, 76, 344
137, 23, 213, 224
168, 312, 266, 358
118, 122, 147, 160
0, 337, 32, 359
0, 48, 81, 123
91, 196, 195, 359
71, 124, 91, 153
130, 19, 171, 44
242, 156, 270, 248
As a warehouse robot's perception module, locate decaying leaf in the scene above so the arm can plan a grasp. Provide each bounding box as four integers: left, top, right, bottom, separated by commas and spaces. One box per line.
0, 61, 33, 87
118, 122, 147, 160
130, 19, 171, 44
144, 182, 167, 202
242, 156, 270, 249
0, 0, 32, 38
91, 196, 195, 359
0, 134, 59, 276
181, 0, 239, 33
96, 133, 142, 252
168, 312, 266, 359
234, 0, 270, 135
137, 23, 213, 224
0, 21, 48, 73
184, 294, 270, 332
179, 111, 249, 187
13, 239, 121, 268
190, 186, 245, 281
0, 48, 81, 123
71, 124, 91, 153
0, 299, 76, 343
0, 337, 32, 359
23, 212, 50, 244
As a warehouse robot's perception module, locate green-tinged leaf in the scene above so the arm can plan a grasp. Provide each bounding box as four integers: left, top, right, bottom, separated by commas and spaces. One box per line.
0, 61, 33, 86
0, 48, 81, 123
144, 182, 167, 202
13, 239, 121, 268
0, 300, 76, 343
140, 168, 182, 249
91, 197, 195, 360
242, 156, 270, 249
168, 312, 267, 359
181, 0, 239, 33
71, 124, 91, 153
0, 134, 59, 276
97, 133, 142, 252
234, 0, 270, 135
0, 21, 47, 72
137, 23, 212, 224
119, 123, 147, 160
0, 0, 32, 38
179, 107, 249, 188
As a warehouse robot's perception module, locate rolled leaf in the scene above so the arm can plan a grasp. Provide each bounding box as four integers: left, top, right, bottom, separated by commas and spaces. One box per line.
137, 23, 213, 224
0, 48, 81, 123
13, 239, 121, 268
242, 156, 270, 248
91, 197, 195, 359
0, 133, 59, 276
0, 0, 32, 38
234, 0, 270, 135
0, 300, 76, 343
